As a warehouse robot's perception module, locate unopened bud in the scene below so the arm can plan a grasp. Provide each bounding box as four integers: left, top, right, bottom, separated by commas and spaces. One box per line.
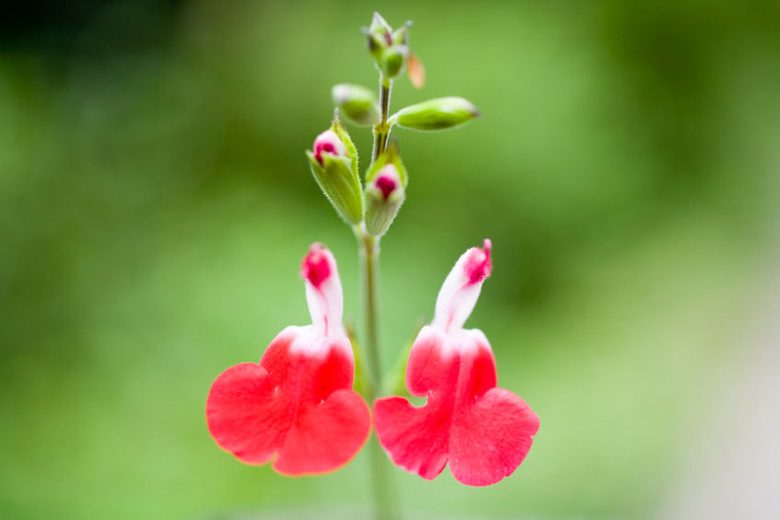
332, 84, 380, 126
364, 142, 408, 237
365, 13, 411, 79
380, 45, 407, 79
305, 117, 363, 225
365, 165, 405, 237
394, 97, 480, 131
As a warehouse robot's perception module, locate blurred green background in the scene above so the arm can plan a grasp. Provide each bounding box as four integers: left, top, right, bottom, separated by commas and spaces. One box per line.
2, 0, 779, 518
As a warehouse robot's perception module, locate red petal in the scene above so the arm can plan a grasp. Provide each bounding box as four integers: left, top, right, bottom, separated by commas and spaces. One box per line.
450, 388, 539, 486
206, 332, 370, 475
373, 396, 449, 480
373, 328, 539, 486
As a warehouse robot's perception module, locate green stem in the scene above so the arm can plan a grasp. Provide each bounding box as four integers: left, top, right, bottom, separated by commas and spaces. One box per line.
356, 226, 401, 520
360, 230, 382, 395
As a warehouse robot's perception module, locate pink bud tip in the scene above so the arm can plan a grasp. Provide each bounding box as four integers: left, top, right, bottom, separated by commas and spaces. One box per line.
313, 130, 346, 165
301, 243, 332, 288
373, 165, 400, 200
463, 239, 492, 285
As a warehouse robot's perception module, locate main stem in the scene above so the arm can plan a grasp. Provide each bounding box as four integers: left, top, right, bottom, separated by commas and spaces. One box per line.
358, 228, 400, 520
361, 231, 382, 396
360, 74, 400, 520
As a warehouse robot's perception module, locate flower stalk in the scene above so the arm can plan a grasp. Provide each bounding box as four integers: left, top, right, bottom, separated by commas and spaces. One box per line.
204, 12, 538, 520
360, 72, 401, 520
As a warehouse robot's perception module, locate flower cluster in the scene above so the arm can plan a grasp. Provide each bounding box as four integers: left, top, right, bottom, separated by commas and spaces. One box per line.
205, 12, 539, 493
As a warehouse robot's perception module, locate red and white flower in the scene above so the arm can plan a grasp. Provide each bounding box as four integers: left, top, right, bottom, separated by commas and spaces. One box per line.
373, 239, 540, 486
206, 244, 370, 476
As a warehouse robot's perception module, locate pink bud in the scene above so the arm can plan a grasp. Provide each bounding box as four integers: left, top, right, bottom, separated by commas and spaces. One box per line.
313, 130, 346, 165
372, 165, 401, 200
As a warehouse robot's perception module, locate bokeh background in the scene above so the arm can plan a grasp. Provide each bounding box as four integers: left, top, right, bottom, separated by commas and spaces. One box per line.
2, 1, 779, 518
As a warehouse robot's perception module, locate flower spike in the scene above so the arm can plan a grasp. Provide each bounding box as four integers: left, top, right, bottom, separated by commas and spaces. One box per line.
206, 244, 370, 476
373, 240, 540, 486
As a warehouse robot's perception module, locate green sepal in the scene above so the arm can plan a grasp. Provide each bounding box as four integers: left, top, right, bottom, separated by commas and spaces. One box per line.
331, 114, 359, 178
394, 97, 480, 131
365, 184, 404, 237
306, 152, 363, 224
366, 12, 392, 60
392, 21, 411, 46
306, 118, 363, 225
332, 84, 380, 126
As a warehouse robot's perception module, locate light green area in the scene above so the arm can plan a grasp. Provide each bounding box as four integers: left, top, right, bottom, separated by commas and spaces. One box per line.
1, 0, 779, 518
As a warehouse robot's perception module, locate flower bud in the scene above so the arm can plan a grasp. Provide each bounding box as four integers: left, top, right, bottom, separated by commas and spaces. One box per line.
305, 117, 363, 225
394, 97, 480, 131
364, 142, 408, 237
332, 84, 380, 126
380, 46, 407, 79
365, 165, 405, 237
365, 13, 411, 79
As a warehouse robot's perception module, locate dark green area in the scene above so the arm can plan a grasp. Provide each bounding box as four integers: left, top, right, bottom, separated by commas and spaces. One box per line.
1, 0, 778, 518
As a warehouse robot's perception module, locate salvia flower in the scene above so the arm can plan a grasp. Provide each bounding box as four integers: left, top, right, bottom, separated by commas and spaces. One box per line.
206, 244, 371, 476
373, 240, 540, 486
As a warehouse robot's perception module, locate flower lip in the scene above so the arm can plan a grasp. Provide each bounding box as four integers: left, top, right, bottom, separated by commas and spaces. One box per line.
464, 239, 492, 285
313, 130, 346, 165
373, 165, 400, 200
301, 243, 332, 289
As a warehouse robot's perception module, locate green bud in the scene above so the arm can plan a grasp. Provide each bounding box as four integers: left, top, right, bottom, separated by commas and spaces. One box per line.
365, 13, 411, 79
394, 97, 480, 131
306, 116, 363, 224
332, 84, 380, 126
364, 143, 408, 236
380, 45, 407, 79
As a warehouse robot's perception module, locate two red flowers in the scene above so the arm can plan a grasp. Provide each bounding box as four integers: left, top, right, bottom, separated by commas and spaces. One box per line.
206, 240, 540, 486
